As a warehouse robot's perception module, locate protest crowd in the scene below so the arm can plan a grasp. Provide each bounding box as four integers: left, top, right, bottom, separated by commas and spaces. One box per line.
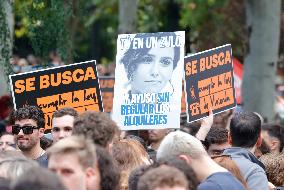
0, 33, 284, 190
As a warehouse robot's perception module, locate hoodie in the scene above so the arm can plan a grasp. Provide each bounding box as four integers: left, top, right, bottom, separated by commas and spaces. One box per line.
223, 147, 269, 190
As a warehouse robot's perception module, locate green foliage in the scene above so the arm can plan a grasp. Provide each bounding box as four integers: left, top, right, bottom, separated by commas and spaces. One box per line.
14, 0, 73, 64
0, 1, 14, 80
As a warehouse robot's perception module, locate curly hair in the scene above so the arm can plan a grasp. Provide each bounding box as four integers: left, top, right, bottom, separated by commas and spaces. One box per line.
205, 127, 228, 150
260, 153, 284, 186
52, 107, 78, 119
121, 32, 181, 81
9, 106, 45, 128
73, 111, 118, 148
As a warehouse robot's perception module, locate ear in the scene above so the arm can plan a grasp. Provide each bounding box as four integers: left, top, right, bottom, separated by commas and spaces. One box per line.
256, 136, 262, 148
228, 132, 233, 145
270, 139, 280, 151
86, 167, 96, 178
178, 155, 192, 165
39, 128, 45, 138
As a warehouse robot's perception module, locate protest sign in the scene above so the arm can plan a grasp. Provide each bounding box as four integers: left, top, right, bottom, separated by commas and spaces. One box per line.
184, 44, 236, 122
9, 60, 103, 130
112, 31, 185, 130
99, 76, 115, 113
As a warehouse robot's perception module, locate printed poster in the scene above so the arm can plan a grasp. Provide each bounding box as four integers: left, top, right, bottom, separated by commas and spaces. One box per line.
99, 76, 115, 113
112, 31, 185, 130
184, 44, 236, 122
9, 60, 103, 130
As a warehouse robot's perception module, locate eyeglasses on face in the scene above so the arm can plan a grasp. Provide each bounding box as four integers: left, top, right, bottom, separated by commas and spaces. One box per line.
12, 125, 40, 135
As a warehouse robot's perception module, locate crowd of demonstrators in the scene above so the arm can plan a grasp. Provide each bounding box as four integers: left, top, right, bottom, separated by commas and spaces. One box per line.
0, 104, 284, 190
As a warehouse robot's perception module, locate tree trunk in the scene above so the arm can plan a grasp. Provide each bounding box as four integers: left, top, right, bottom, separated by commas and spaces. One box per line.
243, 0, 281, 122
118, 0, 139, 34
0, 0, 13, 96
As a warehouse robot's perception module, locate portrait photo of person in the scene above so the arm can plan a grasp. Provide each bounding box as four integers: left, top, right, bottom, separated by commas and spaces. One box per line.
120, 32, 181, 94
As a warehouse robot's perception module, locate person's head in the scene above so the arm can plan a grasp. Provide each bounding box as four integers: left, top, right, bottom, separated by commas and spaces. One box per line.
0, 158, 38, 180
47, 136, 100, 190
157, 131, 208, 162
261, 123, 284, 154
129, 165, 152, 190
229, 111, 262, 148
0, 133, 16, 151
148, 129, 171, 146
9, 106, 45, 152
212, 155, 249, 189
260, 153, 284, 187
205, 127, 230, 156
52, 107, 78, 143
254, 138, 271, 158
156, 158, 199, 190
121, 32, 181, 93
73, 111, 119, 151
96, 145, 120, 190
112, 139, 151, 190
10, 167, 67, 190
137, 165, 188, 190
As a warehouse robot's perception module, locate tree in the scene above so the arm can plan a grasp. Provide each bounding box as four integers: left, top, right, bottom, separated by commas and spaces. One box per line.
242, 0, 282, 121
118, 0, 139, 34
0, 0, 14, 96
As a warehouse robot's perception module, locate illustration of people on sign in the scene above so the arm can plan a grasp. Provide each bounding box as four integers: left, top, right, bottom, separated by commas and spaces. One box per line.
120, 32, 183, 94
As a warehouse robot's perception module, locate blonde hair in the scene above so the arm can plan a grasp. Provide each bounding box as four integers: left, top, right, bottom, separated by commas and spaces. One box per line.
157, 131, 207, 161
47, 136, 97, 169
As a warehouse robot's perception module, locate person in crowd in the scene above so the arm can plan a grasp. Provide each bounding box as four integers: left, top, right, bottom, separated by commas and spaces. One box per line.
204, 127, 231, 156
129, 165, 152, 190
157, 131, 247, 190
0, 132, 16, 151
0, 150, 25, 161
147, 129, 172, 160
52, 107, 78, 143
96, 145, 120, 190
0, 95, 13, 121
10, 167, 67, 190
156, 158, 199, 190
9, 106, 48, 167
121, 32, 181, 94
255, 138, 271, 158
0, 157, 38, 180
112, 139, 151, 190
223, 111, 269, 190
137, 165, 189, 190
47, 136, 100, 190
73, 111, 119, 152
260, 152, 284, 188
261, 123, 284, 154
212, 155, 249, 189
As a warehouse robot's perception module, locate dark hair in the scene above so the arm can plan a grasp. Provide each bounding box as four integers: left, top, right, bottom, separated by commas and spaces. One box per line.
52, 107, 78, 119
205, 127, 228, 150
262, 123, 284, 152
129, 165, 152, 190
73, 111, 118, 148
137, 166, 188, 190
9, 106, 45, 129
156, 158, 199, 190
96, 145, 120, 190
230, 111, 261, 148
121, 32, 181, 81
10, 167, 67, 190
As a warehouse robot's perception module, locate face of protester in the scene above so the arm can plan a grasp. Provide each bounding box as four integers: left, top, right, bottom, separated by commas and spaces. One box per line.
49, 153, 89, 190
261, 130, 280, 153
208, 142, 231, 156
52, 115, 75, 143
131, 47, 175, 93
148, 129, 169, 143
14, 119, 43, 151
0, 134, 16, 151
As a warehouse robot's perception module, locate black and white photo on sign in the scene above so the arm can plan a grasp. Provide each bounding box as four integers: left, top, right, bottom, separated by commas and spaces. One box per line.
112, 31, 185, 130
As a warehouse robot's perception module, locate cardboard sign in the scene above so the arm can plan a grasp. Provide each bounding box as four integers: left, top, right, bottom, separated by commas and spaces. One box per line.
112, 31, 185, 130
9, 60, 103, 130
184, 44, 236, 122
99, 76, 115, 113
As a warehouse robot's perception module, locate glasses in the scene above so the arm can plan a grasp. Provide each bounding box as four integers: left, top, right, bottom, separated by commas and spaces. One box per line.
12, 125, 40, 135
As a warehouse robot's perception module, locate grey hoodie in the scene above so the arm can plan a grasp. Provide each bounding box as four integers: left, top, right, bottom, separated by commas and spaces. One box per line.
223, 147, 268, 190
